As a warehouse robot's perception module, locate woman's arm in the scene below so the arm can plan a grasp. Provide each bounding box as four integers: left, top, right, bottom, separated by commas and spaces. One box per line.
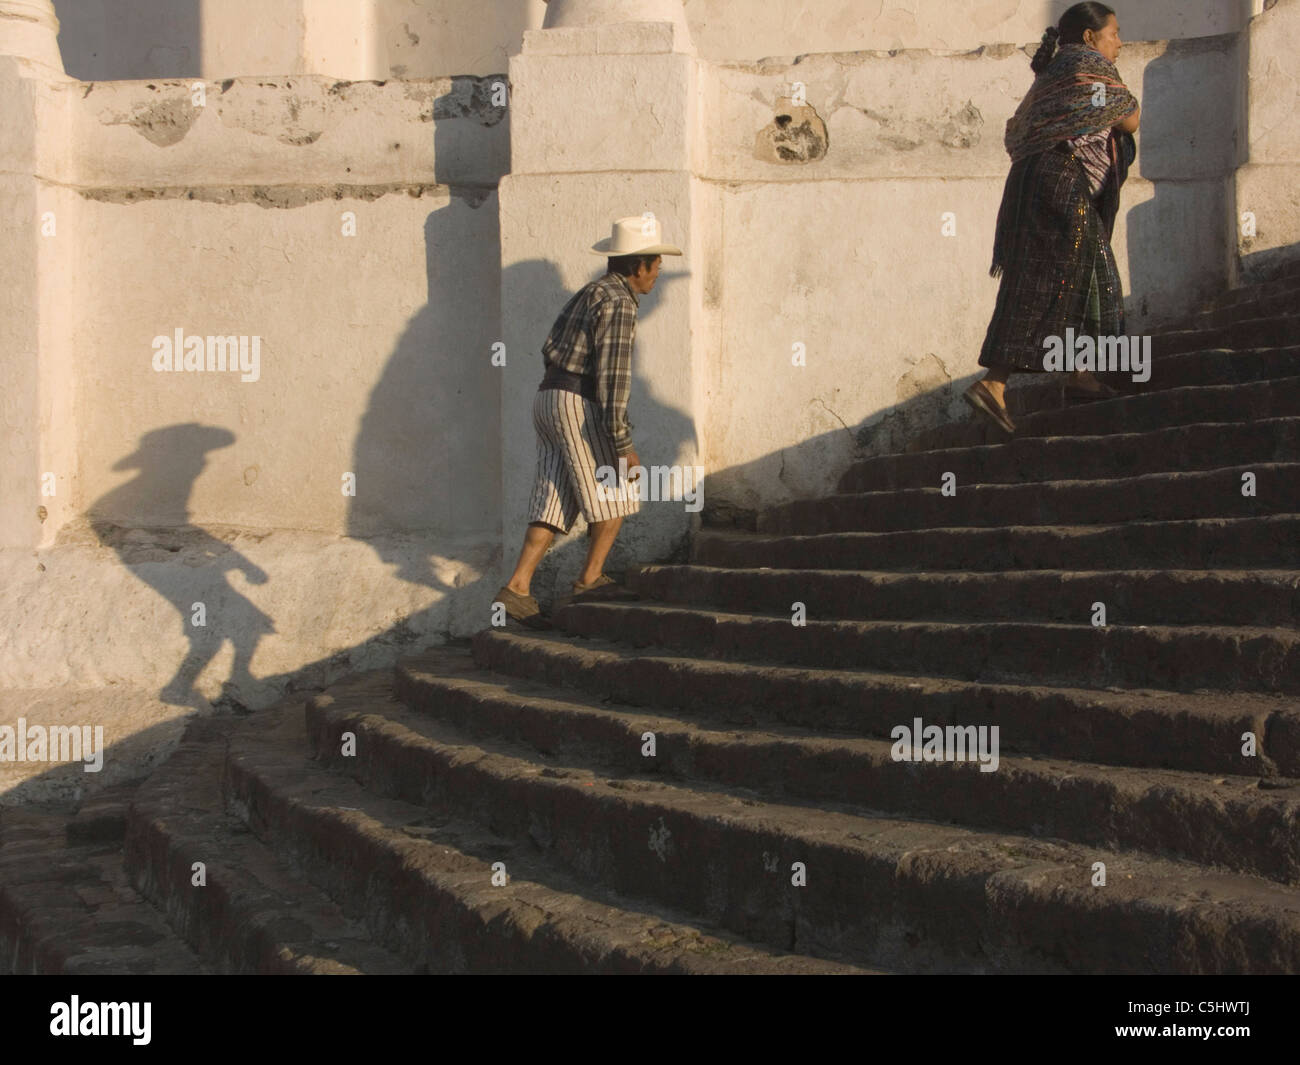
1116, 104, 1140, 134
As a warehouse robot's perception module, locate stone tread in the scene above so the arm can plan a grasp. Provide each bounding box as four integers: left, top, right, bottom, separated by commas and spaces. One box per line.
629, 564, 1300, 627
759, 461, 1300, 536
396, 646, 1300, 884
553, 600, 1300, 695
0, 807, 207, 975
690, 515, 1300, 573
993, 345, 1300, 418
125, 715, 412, 974
906, 374, 1300, 452
838, 416, 1300, 492
225, 702, 874, 974
470, 627, 1300, 777
303, 669, 1300, 973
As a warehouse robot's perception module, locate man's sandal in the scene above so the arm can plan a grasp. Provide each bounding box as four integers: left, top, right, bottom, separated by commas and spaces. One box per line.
567, 574, 638, 604
493, 586, 552, 630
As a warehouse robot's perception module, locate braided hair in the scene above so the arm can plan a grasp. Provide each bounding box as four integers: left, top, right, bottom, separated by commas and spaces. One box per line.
1031, 2, 1116, 74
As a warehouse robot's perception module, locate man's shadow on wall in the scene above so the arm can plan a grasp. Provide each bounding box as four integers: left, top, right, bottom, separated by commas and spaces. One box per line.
86, 424, 274, 713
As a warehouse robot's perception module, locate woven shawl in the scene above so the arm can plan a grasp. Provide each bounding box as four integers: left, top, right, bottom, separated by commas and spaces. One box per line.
1004, 43, 1137, 162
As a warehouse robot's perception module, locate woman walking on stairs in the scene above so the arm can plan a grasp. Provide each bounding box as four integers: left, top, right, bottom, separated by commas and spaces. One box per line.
965, 2, 1140, 436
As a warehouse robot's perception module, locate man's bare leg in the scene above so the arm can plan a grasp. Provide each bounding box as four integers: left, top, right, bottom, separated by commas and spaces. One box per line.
505, 522, 556, 596
577, 516, 624, 587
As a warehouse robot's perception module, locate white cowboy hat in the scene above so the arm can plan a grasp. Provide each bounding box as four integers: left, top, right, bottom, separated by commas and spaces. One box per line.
590, 215, 683, 256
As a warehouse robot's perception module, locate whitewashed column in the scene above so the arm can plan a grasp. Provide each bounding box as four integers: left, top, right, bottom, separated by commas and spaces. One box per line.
1234, 0, 1300, 281
0, 0, 64, 74
499, 0, 713, 599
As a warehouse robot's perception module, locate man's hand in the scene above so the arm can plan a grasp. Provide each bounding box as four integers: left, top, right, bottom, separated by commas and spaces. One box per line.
622, 448, 642, 482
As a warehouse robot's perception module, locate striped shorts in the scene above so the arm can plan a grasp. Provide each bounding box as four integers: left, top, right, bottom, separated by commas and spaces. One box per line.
527, 388, 641, 534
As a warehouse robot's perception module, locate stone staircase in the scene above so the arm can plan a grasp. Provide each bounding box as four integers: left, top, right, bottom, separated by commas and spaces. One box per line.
3, 263, 1299, 973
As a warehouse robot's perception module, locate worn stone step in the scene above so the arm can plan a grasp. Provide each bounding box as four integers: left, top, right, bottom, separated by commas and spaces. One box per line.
760, 462, 1297, 537
471, 629, 1299, 777
902, 374, 1300, 454
397, 647, 1300, 884
838, 417, 1300, 494
692, 517, 1300, 573
0, 807, 207, 974
1194, 292, 1300, 331
124, 715, 412, 974
1137, 345, 1300, 393
224, 697, 870, 974
1154, 315, 1300, 358
1001, 355, 1300, 421
1206, 273, 1300, 312
552, 601, 1300, 695
67, 782, 137, 845
628, 564, 1300, 628
1152, 295, 1300, 338
303, 669, 1300, 974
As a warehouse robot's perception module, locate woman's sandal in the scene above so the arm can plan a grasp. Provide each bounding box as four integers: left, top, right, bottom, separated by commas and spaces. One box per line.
1063, 379, 1121, 404
963, 380, 1016, 435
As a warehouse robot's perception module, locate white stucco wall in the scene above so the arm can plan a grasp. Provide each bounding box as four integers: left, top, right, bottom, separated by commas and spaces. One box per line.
1, 66, 510, 799
52, 0, 1261, 81
53, 0, 547, 80
681, 0, 1263, 58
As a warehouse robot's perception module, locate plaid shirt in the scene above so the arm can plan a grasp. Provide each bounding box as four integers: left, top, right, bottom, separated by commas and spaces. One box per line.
541, 272, 638, 456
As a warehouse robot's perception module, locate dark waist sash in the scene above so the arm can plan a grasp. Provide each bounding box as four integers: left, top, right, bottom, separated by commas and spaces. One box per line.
539, 366, 598, 402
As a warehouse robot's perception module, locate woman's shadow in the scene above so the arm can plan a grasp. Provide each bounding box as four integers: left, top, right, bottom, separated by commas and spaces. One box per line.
87, 424, 274, 713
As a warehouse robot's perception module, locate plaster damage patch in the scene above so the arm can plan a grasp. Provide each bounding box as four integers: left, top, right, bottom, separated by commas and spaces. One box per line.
102, 97, 200, 148
215, 89, 330, 146
76, 182, 458, 209
755, 99, 828, 164
837, 98, 984, 152
433, 75, 510, 127
855, 353, 955, 457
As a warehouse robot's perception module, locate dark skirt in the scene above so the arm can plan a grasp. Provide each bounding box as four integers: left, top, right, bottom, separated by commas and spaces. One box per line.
978, 145, 1125, 371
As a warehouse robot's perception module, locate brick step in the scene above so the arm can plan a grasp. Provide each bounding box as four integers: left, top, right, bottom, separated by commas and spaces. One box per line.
471, 629, 1299, 777
628, 564, 1300, 628
303, 667, 1300, 973
124, 715, 412, 974
759, 462, 1297, 537
903, 374, 1300, 454
552, 601, 1300, 695
692, 516, 1300, 573
224, 695, 871, 974
838, 416, 1300, 494
397, 647, 1300, 884
0, 806, 207, 974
